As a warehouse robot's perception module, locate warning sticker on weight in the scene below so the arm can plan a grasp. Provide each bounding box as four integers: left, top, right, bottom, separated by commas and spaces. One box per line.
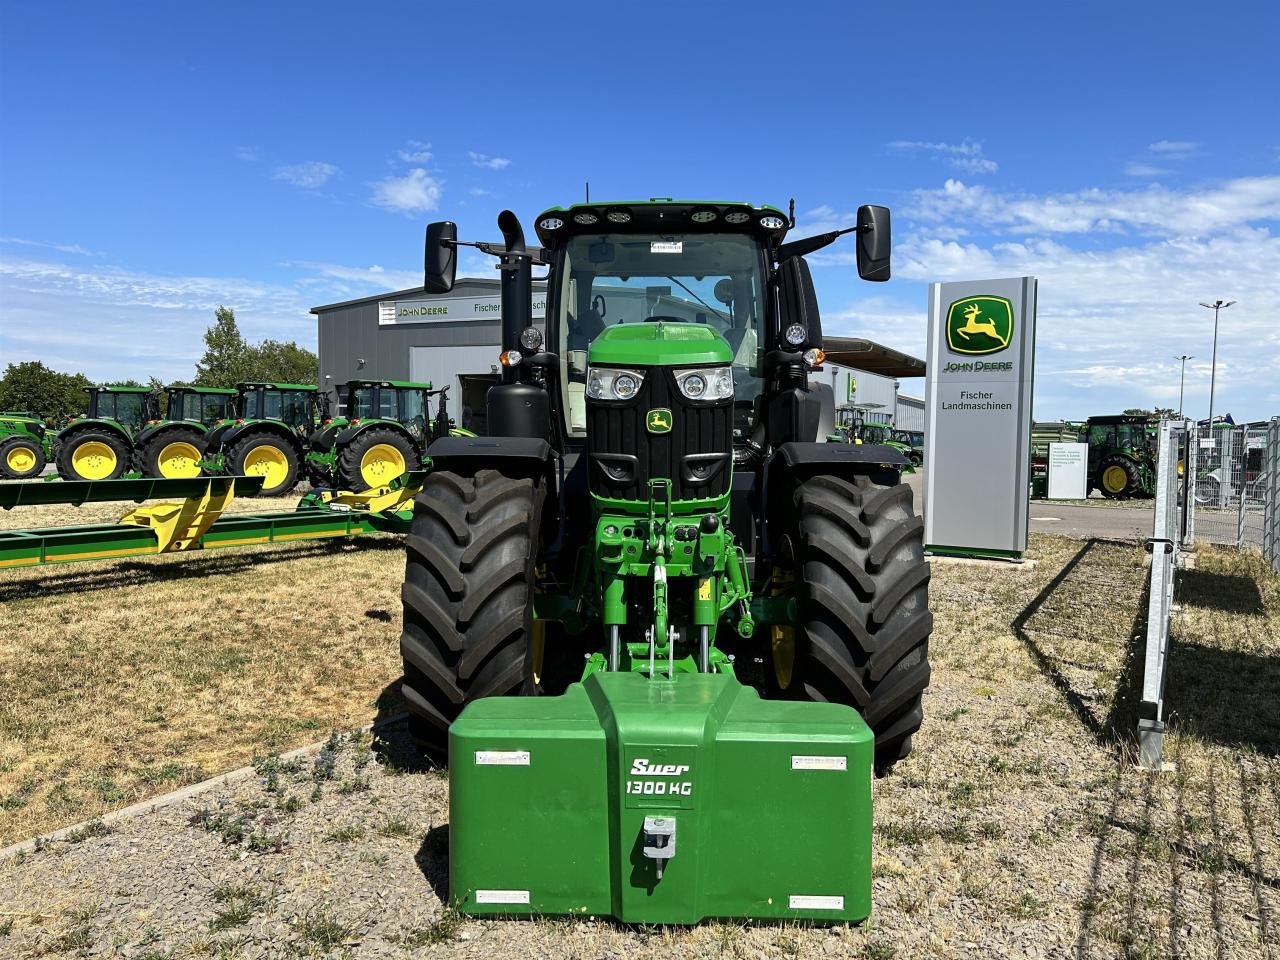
476, 889, 531, 904
789, 895, 844, 910
475, 750, 530, 766
650, 241, 682, 253
791, 755, 847, 771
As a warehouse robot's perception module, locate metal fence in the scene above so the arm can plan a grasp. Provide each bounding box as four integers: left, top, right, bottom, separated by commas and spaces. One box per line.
1138, 419, 1186, 769
1185, 422, 1273, 550
1265, 418, 1280, 573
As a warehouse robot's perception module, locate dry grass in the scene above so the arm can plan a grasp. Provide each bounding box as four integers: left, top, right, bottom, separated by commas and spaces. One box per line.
0, 490, 1278, 957
0, 494, 405, 846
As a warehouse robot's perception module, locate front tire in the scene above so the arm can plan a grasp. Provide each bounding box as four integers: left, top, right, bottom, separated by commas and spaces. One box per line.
337, 427, 417, 492
142, 427, 205, 479
227, 433, 300, 497
1097, 455, 1140, 499
56, 428, 131, 481
0, 436, 46, 479
775, 474, 933, 775
399, 469, 544, 757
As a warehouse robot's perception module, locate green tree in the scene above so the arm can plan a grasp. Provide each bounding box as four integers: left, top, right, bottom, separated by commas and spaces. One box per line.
194, 306, 252, 387
193, 306, 317, 388
0, 361, 93, 424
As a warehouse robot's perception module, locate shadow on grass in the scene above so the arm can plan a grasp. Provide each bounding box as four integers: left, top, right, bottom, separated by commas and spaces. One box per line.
416, 825, 451, 904
1163, 639, 1280, 756
0, 536, 405, 603
1176, 567, 1266, 615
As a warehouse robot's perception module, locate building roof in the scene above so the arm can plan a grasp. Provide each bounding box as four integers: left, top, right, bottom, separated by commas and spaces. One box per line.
823, 337, 926, 378
311, 277, 546, 314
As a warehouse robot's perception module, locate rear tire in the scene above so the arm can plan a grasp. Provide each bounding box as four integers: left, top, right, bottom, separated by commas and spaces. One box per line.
0, 436, 45, 479
227, 433, 300, 497
399, 469, 544, 757
774, 474, 933, 775
1097, 455, 1140, 499
141, 427, 205, 479
337, 427, 417, 492
56, 428, 131, 481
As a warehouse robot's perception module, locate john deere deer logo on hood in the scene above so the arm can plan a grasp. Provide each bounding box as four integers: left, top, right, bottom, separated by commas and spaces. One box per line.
946, 296, 1014, 355
646, 408, 672, 434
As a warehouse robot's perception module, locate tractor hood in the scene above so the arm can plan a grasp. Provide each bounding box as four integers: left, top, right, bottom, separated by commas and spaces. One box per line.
587, 322, 733, 368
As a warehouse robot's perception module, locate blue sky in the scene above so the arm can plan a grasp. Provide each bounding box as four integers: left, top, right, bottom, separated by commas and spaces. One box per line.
1, 0, 1277, 420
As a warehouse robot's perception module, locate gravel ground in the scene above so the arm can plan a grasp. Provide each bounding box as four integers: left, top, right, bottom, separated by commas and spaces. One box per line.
1, 537, 1276, 959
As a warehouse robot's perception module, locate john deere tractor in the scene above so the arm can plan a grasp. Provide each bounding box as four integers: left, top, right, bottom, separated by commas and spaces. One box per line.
136, 385, 237, 479
55, 385, 157, 481
0, 410, 54, 479
202, 382, 321, 496
402, 201, 931, 923
1085, 414, 1157, 499
305, 379, 461, 491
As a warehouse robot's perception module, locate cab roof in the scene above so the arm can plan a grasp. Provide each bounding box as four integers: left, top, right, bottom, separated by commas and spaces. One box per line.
344, 379, 433, 390
169, 385, 236, 395
236, 382, 318, 391
88, 385, 151, 394
534, 199, 789, 248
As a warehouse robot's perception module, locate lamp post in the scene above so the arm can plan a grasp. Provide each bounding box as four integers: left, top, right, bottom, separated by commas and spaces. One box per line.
1173, 355, 1193, 418
1198, 299, 1236, 428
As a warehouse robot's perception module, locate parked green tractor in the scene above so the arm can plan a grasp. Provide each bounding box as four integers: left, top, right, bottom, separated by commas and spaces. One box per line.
0, 410, 54, 480
404, 200, 931, 923
305, 379, 462, 491
1085, 414, 1157, 498
890, 428, 925, 466
202, 382, 322, 496
55, 386, 158, 481
137, 386, 237, 479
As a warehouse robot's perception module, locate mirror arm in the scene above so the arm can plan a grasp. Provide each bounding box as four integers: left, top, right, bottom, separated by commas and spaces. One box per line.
449, 238, 550, 266
776, 225, 858, 262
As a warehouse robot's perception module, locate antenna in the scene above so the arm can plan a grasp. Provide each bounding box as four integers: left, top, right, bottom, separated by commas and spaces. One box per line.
788, 198, 796, 228
585, 181, 590, 203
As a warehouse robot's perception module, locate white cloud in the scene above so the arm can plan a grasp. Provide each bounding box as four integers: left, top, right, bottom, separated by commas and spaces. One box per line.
285, 259, 422, 292
902, 175, 1280, 237
468, 151, 512, 171
234, 146, 261, 162
1125, 162, 1170, 178
0, 236, 100, 257
397, 140, 433, 163
370, 168, 442, 214
1149, 139, 1199, 158
469, 186, 494, 197
274, 161, 339, 189
888, 139, 998, 175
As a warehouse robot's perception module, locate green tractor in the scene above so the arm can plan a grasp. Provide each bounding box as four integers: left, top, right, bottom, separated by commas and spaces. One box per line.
1085, 414, 1157, 499
305, 379, 462, 491
403, 200, 931, 923
202, 382, 322, 496
55, 385, 158, 481
0, 410, 54, 480
890, 428, 925, 466
136, 386, 237, 479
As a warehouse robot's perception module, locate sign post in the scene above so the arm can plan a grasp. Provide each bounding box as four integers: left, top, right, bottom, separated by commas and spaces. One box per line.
923, 277, 1037, 559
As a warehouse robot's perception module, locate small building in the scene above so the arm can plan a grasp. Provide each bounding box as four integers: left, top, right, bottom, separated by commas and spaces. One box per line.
311, 282, 925, 433
895, 394, 925, 432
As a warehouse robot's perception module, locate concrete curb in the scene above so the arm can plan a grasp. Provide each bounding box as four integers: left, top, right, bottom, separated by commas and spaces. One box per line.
0, 711, 408, 863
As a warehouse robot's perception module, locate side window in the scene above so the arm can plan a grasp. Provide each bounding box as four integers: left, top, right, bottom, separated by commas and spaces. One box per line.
351, 388, 374, 419
378, 389, 396, 419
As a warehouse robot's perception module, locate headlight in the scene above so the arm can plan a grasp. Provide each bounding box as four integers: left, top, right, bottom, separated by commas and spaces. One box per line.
518, 326, 544, 352
783, 323, 807, 347
675, 366, 733, 402
586, 366, 647, 401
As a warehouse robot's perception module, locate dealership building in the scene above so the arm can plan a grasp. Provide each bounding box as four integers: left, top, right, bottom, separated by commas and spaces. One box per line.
311, 279, 925, 433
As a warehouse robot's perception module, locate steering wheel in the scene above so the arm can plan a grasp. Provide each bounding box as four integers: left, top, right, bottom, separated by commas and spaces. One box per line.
644, 314, 686, 324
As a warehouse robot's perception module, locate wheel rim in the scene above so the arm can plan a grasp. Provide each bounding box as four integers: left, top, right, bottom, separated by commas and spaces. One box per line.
1102, 465, 1128, 493
157, 440, 202, 478
243, 444, 289, 489
71, 441, 118, 480
359, 443, 407, 487
6, 445, 36, 474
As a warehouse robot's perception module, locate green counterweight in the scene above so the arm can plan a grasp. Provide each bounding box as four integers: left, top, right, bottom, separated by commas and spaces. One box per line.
449, 671, 874, 924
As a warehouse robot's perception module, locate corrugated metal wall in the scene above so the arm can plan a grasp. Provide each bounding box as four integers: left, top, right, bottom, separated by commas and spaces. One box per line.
895, 394, 926, 431
815, 362, 900, 424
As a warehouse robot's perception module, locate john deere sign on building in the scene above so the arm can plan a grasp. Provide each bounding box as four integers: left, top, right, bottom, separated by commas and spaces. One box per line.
923, 277, 1037, 558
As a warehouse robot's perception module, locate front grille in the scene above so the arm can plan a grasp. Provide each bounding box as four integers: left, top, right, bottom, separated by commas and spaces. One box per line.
587, 368, 732, 503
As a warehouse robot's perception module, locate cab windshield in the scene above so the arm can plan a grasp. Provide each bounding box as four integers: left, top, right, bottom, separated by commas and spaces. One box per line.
557, 232, 766, 438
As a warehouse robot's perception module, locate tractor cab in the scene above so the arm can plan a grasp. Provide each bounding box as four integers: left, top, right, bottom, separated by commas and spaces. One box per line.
341, 380, 434, 439
234, 383, 320, 438
164, 386, 236, 425
85, 386, 157, 433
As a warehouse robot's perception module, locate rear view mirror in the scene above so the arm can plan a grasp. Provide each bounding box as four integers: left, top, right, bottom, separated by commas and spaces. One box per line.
856, 204, 891, 282
424, 221, 457, 293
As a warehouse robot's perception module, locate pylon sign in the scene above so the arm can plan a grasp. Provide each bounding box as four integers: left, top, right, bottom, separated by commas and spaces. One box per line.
923, 277, 1037, 559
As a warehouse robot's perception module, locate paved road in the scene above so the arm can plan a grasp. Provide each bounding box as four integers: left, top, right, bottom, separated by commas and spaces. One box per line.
904, 471, 1152, 541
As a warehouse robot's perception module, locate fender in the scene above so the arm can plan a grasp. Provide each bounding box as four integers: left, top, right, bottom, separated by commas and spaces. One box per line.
216, 420, 303, 453
335, 420, 417, 448
137, 421, 207, 447
425, 435, 555, 483
58, 419, 132, 446
765, 440, 907, 516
